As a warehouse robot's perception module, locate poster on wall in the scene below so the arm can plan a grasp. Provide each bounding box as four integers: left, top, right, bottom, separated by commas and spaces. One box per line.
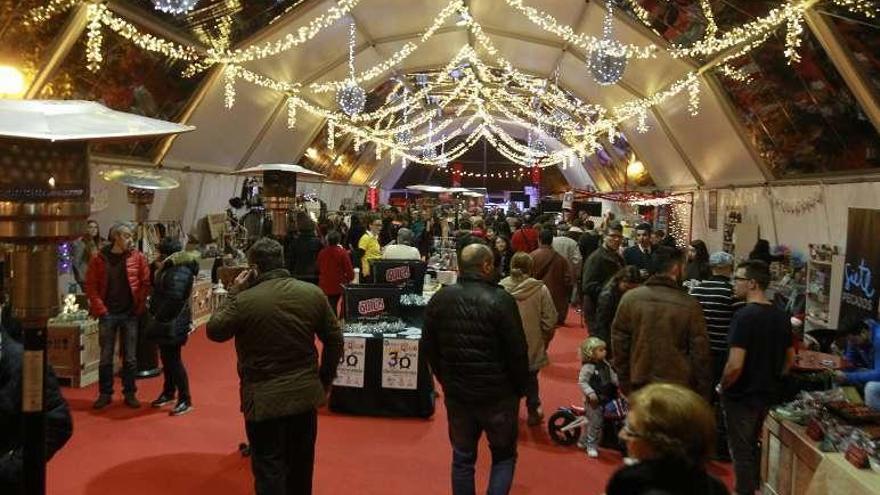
381, 338, 419, 390
840, 208, 880, 329
333, 337, 366, 388
708, 190, 718, 230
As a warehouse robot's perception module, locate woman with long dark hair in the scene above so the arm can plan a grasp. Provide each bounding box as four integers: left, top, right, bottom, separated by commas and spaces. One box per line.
493, 235, 514, 278
592, 266, 643, 353
685, 239, 711, 281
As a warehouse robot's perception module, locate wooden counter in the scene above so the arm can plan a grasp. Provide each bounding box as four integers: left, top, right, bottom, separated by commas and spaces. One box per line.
762, 414, 880, 495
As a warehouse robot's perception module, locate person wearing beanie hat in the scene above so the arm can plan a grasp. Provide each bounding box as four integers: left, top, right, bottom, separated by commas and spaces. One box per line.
689, 250, 742, 460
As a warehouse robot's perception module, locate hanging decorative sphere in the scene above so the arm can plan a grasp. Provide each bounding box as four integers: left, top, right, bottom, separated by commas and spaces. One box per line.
395, 129, 412, 145
590, 45, 627, 86
532, 139, 548, 157
152, 0, 199, 15
421, 146, 438, 162
336, 81, 366, 117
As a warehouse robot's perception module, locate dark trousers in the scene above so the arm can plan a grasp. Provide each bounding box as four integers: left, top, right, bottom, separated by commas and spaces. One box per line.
523, 371, 541, 411
722, 397, 768, 495
159, 344, 190, 401
327, 294, 341, 318
711, 350, 729, 459
245, 409, 318, 495
446, 397, 518, 495
98, 314, 138, 396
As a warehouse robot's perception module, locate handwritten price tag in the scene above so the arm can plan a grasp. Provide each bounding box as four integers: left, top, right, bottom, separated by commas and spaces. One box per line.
333, 337, 366, 388
381, 338, 419, 390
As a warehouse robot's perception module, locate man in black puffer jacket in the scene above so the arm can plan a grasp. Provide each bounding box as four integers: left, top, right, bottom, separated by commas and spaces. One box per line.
423, 243, 529, 495
147, 238, 199, 416
0, 330, 73, 494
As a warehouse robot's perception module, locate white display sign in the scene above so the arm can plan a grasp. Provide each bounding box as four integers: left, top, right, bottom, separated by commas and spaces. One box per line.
381, 338, 419, 390
333, 337, 366, 388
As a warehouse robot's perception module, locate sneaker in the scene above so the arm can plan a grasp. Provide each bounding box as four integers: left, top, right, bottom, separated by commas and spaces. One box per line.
123, 394, 141, 409
93, 394, 112, 410
587, 448, 599, 458
151, 394, 175, 408
170, 400, 193, 416
623, 456, 638, 466
576, 441, 589, 450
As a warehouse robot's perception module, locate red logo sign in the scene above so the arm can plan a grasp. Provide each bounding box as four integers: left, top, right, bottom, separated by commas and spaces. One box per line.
385, 265, 411, 283
358, 298, 386, 316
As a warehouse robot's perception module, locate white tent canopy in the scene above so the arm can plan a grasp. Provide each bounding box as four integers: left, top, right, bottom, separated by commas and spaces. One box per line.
163, 0, 772, 190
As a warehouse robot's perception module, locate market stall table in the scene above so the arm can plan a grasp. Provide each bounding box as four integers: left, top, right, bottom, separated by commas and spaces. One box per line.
328, 331, 434, 418
762, 414, 880, 495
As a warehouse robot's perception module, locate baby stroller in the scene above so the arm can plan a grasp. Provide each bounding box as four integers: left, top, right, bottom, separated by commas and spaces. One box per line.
548, 398, 628, 451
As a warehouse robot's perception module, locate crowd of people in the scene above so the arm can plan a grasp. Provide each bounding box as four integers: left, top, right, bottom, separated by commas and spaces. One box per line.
0, 202, 822, 495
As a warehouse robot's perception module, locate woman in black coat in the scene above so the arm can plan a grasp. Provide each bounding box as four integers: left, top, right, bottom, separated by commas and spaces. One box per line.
592, 266, 643, 355
148, 238, 199, 416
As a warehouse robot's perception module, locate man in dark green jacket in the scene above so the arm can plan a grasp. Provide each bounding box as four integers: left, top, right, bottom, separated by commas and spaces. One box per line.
207, 238, 343, 495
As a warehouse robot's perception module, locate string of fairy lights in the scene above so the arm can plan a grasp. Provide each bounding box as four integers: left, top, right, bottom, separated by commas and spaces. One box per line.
27, 0, 878, 174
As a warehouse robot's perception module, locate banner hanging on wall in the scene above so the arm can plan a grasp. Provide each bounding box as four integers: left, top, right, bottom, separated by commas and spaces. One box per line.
840, 208, 880, 329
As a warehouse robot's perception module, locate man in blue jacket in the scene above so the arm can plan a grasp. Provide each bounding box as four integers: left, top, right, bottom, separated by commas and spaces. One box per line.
835, 318, 880, 409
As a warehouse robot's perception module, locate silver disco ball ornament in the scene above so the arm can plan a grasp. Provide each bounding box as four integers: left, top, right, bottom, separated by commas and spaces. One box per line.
421, 146, 438, 161
590, 45, 627, 86
395, 129, 412, 145
532, 139, 548, 157
337, 81, 367, 117
152, 0, 199, 14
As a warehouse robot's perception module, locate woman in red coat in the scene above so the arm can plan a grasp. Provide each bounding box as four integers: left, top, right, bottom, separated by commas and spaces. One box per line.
317, 230, 354, 317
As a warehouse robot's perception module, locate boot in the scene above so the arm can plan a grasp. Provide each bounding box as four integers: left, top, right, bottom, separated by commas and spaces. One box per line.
93, 394, 112, 410
124, 394, 141, 409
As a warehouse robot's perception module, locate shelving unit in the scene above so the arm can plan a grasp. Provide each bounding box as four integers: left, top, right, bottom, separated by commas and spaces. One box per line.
804, 244, 844, 331
722, 208, 742, 255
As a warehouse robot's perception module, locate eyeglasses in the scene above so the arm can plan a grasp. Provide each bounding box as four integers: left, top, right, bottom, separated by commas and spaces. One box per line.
620, 420, 643, 439
733, 276, 751, 282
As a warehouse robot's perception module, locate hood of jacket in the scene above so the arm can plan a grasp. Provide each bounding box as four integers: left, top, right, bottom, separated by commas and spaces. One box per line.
499, 276, 545, 301
166, 250, 201, 266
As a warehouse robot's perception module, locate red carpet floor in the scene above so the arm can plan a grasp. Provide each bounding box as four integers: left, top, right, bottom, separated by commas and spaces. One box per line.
50, 309, 732, 494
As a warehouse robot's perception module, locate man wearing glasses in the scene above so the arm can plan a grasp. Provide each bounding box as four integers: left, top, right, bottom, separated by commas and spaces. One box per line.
720, 260, 794, 495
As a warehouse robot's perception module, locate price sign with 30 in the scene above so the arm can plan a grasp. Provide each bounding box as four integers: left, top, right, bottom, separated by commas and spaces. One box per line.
381, 338, 419, 390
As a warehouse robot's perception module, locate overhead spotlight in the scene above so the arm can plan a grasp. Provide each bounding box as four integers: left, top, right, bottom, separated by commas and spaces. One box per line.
305, 147, 319, 160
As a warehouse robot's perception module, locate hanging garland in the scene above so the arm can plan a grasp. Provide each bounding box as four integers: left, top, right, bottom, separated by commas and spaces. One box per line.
764, 186, 823, 214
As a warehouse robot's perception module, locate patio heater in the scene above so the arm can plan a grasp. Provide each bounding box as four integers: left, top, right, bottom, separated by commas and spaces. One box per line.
0, 99, 192, 495
103, 169, 180, 378
233, 163, 325, 238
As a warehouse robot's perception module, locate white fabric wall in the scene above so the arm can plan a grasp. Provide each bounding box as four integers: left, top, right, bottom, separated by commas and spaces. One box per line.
691, 182, 880, 258
88, 165, 368, 236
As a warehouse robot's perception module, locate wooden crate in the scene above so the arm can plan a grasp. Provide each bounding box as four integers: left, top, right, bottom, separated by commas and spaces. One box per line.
48, 319, 100, 388
191, 278, 213, 327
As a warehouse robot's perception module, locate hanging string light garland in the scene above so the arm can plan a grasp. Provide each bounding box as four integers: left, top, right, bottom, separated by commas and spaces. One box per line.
764, 187, 824, 214
589, 0, 628, 86
152, 0, 200, 15
337, 18, 367, 117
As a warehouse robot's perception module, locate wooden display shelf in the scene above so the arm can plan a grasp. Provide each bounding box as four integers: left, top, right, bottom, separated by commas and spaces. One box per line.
48, 319, 120, 388
191, 278, 213, 327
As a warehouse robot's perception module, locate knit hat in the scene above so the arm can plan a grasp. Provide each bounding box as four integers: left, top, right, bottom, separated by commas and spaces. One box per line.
709, 251, 734, 268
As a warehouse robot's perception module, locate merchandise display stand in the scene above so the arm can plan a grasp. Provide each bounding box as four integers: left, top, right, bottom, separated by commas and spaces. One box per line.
805, 244, 844, 332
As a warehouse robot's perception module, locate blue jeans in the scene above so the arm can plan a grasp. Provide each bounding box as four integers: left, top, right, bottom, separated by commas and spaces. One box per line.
866, 382, 880, 410
98, 313, 138, 396
446, 397, 518, 495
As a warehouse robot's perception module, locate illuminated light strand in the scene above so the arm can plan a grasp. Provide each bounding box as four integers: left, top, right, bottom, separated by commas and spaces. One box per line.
668, 1, 818, 59
716, 63, 751, 83
502, 0, 656, 59
85, 4, 104, 73
327, 120, 335, 151
688, 77, 701, 116
832, 0, 877, 17
206, 0, 362, 65
96, 6, 199, 63
784, 16, 805, 64
287, 96, 297, 129
623, 0, 654, 28
310, 0, 465, 93
700, 0, 719, 38
25, 0, 78, 25
224, 65, 237, 109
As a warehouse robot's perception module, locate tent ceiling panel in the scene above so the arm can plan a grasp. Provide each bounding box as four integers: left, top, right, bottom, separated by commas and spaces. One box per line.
657, 78, 767, 187
304, 47, 386, 107
618, 113, 698, 189
247, 111, 325, 169
573, 1, 694, 97
558, 51, 630, 108
470, 0, 583, 43
475, 31, 562, 77
379, 31, 471, 74
246, 1, 353, 83
351, 0, 454, 39
165, 76, 281, 170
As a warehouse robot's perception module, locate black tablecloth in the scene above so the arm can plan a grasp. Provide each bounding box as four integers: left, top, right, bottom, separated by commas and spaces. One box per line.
329, 334, 435, 418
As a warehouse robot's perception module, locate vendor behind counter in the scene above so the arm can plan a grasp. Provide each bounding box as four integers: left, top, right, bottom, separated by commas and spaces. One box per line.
835, 319, 880, 409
